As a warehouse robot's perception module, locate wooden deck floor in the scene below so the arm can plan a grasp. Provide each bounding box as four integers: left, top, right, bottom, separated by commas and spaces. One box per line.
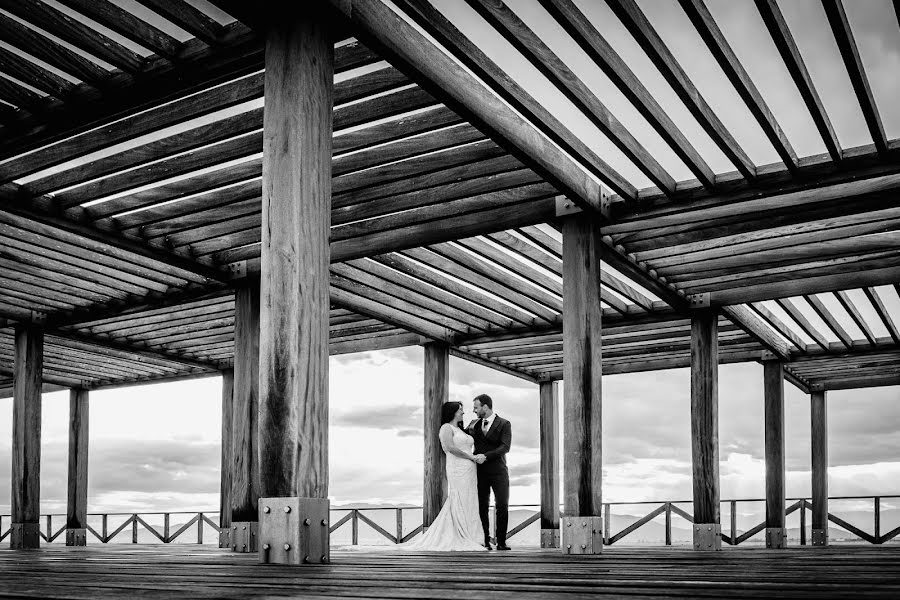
1, 544, 898, 599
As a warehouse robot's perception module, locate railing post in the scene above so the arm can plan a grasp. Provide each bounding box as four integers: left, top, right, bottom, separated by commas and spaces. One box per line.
132, 514, 138, 544
800, 500, 807, 546
665, 503, 672, 546
198, 512, 204, 544
164, 514, 170, 543
102, 514, 108, 542
351, 510, 358, 545
47, 515, 51, 541
603, 503, 611, 545
730, 500, 737, 544
874, 497, 881, 544
396, 508, 403, 544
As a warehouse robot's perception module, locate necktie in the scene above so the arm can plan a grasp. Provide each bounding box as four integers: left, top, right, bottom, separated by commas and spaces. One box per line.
482, 419, 489, 433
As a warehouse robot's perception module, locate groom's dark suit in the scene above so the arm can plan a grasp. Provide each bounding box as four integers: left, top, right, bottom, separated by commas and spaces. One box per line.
468, 415, 512, 547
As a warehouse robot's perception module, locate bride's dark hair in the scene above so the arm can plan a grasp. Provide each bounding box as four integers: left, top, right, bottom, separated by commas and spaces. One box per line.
440, 401, 464, 430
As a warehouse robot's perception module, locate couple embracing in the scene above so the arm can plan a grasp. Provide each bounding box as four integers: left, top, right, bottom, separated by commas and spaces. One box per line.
404, 394, 512, 552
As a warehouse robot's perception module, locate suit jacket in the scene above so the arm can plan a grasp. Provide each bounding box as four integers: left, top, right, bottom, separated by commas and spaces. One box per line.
467, 415, 512, 473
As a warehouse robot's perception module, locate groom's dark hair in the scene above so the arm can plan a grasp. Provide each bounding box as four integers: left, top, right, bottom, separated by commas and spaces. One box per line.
473, 394, 493, 409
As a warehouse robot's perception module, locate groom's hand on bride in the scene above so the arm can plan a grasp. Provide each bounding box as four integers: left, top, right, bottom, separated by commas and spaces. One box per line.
474, 454, 486, 464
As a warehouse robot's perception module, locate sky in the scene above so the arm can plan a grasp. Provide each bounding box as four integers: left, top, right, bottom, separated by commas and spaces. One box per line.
0, 348, 897, 518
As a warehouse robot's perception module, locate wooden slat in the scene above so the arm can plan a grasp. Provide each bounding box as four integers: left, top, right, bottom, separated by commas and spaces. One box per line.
133, 0, 226, 47
821, 0, 887, 154
863, 287, 900, 344
56, 0, 182, 59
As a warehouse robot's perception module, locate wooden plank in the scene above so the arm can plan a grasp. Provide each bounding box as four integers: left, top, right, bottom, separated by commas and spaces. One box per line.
606, 0, 755, 179
394, 0, 637, 200
423, 342, 449, 528
542, 0, 713, 187
690, 311, 719, 530
680, 0, 797, 171
328, 0, 606, 215
821, 0, 887, 154
763, 362, 785, 545
777, 298, 829, 351
806, 294, 854, 349
863, 287, 900, 344
66, 388, 89, 534
539, 381, 560, 531
811, 390, 828, 543
835, 291, 878, 346
219, 369, 234, 538
231, 281, 259, 522
257, 10, 331, 501
561, 215, 602, 517
469, 0, 675, 194
723, 305, 792, 360
756, 0, 841, 161
133, 0, 226, 47
12, 325, 43, 548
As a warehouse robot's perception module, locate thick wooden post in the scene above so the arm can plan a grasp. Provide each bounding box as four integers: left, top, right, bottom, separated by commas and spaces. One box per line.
11, 324, 42, 549
561, 214, 603, 555
256, 7, 333, 566
811, 390, 828, 546
219, 369, 234, 548
423, 342, 449, 529
691, 310, 720, 550
764, 361, 786, 549
231, 279, 260, 552
539, 381, 560, 548
65, 388, 89, 547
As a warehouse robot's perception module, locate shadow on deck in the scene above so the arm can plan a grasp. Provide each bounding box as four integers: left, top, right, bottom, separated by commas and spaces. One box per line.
1, 544, 898, 599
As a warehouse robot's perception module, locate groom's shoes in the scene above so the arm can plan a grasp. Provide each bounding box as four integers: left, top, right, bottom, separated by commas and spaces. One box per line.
484, 541, 494, 550
496, 543, 511, 551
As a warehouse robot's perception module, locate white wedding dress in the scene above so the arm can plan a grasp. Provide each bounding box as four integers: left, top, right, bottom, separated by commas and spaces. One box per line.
344, 423, 486, 552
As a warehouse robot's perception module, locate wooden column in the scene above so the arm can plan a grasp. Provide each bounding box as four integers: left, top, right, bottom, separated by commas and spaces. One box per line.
230, 280, 260, 552
65, 388, 89, 547
764, 361, 786, 549
423, 342, 449, 529
219, 369, 234, 548
561, 214, 603, 554
256, 7, 333, 566
811, 390, 828, 546
539, 381, 560, 548
11, 324, 42, 549
690, 310, 721, 550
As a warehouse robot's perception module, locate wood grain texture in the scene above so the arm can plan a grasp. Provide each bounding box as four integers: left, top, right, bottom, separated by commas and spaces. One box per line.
231, 282, 259, 522
562, 215, 603, 517
763, 362, 785, 531
12, 325, 43, 530
66, 387, 89, 530
539, 381, 560, 530
258, 11, 332, 500
219, 369, 233, 531
423, 342, 449, 528
810, 390, 828, 532
690, 311, 719, 525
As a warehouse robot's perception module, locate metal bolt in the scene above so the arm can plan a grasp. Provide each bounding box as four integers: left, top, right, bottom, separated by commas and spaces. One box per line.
321, 519, 328, 526
582, 522, 586, 527
304, 555, 310, 563
304, 518, 311, 526
284, 506, 291, 513
321, 555, 328, 563
284, 543, 291, 551
567, 522, 571, 527
567, 544, 571, 549
233, 525, 237, 530
242, 526, 247, 530
242, 544, 246, 550
707, 526, 712, 531
262, 544, 270, 550
264, 506, 271, 513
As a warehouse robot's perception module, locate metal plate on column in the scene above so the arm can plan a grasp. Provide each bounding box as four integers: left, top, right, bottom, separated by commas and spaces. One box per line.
766, 527, 787, 549
693, 523, 722, 551
812, 528, 828, 546
562, 517, 603, 554
10, 523, 40, 549
259, 497, 330, 565
231, 521, 258, 553
540, 528, 560, 549
65, 528, 87, 546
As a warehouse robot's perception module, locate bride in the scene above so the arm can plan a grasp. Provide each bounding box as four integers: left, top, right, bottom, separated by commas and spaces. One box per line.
346, 401, 486, 552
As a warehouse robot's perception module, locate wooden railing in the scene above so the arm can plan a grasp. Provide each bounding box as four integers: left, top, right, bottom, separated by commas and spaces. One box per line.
1, 495, 896, 546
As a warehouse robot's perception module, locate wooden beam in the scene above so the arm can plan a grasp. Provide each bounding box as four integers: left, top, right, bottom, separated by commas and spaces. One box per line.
723, 305, 792, 360
219, 369, 234, 548
65, 387, 89, 546
257, 11, 332, 506
606, 0, 755, 179
755, 0, 841, 161
690, 310, 720, 550
539, 381, 560, 547
449, 348, 541, 385
810, 390, 828, 545
680, 0, 797, 172
763, 362, 786, 548
327, 0, 607, 216
821, 0, 887, 154
423, 342, 449, 529
561, 214, 603, 521
864, 287, 900, 345
11, 324, 42, 549
231, 280, 259, 525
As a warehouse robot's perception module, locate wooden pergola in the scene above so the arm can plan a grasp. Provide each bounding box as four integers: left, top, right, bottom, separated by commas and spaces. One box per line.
0, 0, 897, 560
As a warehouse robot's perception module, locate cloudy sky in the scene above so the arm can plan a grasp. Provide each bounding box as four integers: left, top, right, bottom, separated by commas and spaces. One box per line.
0, 348, 897, 521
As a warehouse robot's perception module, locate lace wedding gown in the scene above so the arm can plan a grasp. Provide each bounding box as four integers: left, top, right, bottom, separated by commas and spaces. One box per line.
345, 424, 486, 552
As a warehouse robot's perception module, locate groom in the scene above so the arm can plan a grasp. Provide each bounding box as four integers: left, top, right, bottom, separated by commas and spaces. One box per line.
469, 394, 512, 551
